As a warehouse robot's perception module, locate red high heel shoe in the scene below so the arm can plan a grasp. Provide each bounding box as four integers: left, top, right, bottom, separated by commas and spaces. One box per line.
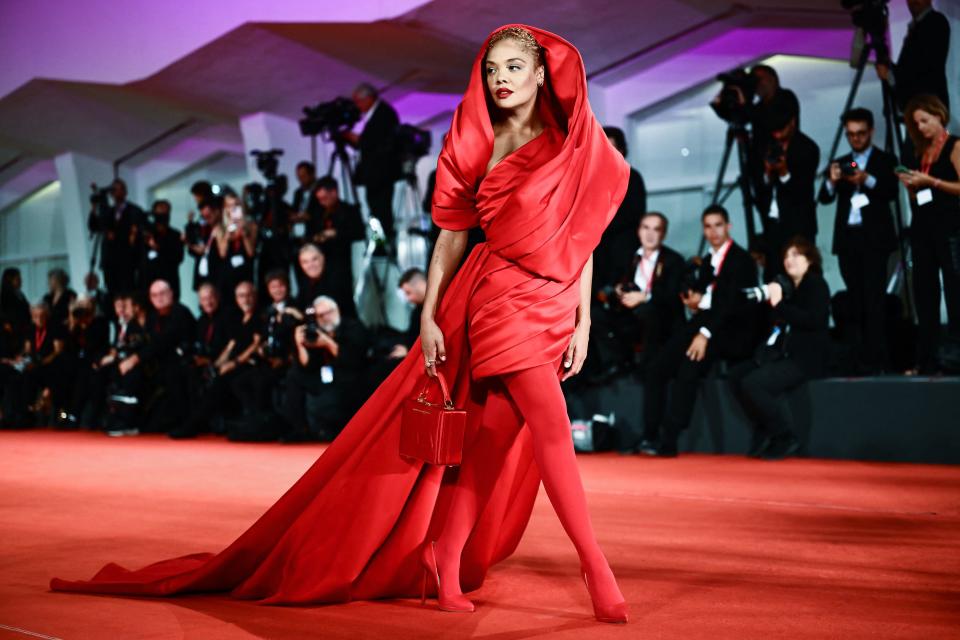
419, 541, 475, 613
581, 568, 628, 624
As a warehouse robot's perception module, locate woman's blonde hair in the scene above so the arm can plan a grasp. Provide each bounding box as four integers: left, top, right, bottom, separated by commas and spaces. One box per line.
903, 94, 950, 158
486, 26, 544, 67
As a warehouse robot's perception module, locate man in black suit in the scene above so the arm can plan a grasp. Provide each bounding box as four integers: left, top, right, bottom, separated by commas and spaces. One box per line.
289, 161, 322, 258
609, 213, 685, 454
876, 0, 951, 112
138, 200, 184, 298
343, 83, 402, 251
642, 205, 759, 457
310, 176, 366, 296
818, 107, 899, 372
756, 97, 820, 280
295, 243, 357, 319
594, 127, 647, 288
88, 179, 145, 297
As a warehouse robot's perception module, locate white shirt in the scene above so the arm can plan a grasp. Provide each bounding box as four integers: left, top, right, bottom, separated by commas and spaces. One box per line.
355, 99, 381, 134
698, 239, 732, 313
632, 248, 659, 298
825, 146, 877, 225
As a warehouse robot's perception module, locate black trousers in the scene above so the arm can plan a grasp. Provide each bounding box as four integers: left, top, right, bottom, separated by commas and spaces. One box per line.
838, 240, 890, 370
642, 328, 714, 446
728, 358, 806, 436
911, 221, 960, 371
280, 366, 349, 439
365, 182, 395, 245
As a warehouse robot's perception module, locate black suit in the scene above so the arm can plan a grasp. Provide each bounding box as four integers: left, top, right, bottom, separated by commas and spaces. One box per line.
892, 9, 951, 111
756, 131, 820, 279
615, 245, 685, 355
818, 146, 898, 369
138, 226, 185, 297
355, 100, 402, 243
593, 168, 647, 289
643, 242, 759, 450
89, 201, 146, 295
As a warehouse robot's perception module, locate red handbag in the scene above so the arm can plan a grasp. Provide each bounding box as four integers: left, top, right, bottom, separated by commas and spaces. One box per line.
400, 371, 466, 466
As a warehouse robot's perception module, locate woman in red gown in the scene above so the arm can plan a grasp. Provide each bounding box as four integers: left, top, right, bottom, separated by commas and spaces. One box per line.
51, 24, 631, 623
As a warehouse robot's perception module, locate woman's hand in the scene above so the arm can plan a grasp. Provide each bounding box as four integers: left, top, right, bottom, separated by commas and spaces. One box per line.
767, 281, 783, 307
561, 320, 590, 381
420, 317, 446, 378
898, 169, 933, 190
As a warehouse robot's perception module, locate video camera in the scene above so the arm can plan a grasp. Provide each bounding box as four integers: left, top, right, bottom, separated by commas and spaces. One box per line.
841, 0, 891, 63
711, 67, 757, 125
299, 97, 361, 139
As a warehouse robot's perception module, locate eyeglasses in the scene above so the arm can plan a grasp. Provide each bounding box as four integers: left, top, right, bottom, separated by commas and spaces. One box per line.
845, 130, 870, 138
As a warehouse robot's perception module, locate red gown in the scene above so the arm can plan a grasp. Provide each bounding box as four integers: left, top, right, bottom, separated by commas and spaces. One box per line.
49, 24, 629, 605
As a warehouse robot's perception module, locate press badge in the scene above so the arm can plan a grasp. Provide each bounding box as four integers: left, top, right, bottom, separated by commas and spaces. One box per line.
231, 254, 245, 268
916, 189, 933, 206
293, 222, 306, 238
198, 256, 209, 277
147, 249, 159, 260
320, 366, 334, 384
850, 193, 870, 209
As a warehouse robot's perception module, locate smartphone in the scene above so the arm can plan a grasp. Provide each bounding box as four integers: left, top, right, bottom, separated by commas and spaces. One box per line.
894, 165, 911, 174
230, 205, 243, 222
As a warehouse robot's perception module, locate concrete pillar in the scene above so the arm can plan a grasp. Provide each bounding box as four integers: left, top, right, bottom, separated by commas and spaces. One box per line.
54, 152, 113, 287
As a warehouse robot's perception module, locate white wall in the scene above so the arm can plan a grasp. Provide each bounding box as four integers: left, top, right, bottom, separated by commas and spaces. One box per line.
0, 181, 71, 302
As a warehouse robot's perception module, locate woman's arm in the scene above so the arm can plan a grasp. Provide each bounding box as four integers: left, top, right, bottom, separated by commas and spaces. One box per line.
562, 254, 593, 381
900, 140, 960, 196
420, 228, 468, 377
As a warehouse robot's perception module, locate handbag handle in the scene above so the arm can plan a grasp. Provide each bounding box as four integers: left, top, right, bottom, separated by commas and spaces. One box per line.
417, 371, 455, 410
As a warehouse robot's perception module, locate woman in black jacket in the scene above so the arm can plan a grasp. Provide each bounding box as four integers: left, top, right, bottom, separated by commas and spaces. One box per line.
729, 236, 831, 460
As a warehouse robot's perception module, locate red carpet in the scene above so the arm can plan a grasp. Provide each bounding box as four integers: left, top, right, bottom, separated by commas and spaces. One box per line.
1, 430, 958, 639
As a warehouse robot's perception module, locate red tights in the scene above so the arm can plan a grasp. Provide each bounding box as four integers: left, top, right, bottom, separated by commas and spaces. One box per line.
434, 362, 623, 603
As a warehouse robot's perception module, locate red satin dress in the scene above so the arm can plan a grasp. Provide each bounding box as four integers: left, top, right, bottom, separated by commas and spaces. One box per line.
50, 24, 629, 605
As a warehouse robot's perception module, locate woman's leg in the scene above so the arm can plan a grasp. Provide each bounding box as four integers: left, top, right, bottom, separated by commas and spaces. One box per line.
501, 362, 624, 604
434, 380, 525, 599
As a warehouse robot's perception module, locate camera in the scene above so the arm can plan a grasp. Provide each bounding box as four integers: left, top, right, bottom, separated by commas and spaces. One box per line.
743, 273, 795, 302
303, 308, 322, 344
840, 159, 859, 176
250, 149, 283, 181
841, 0, 891, 62
766, 141, 785, 164
680, 258, 712, 295
711, 67, 757, 125
299, 97, 361, 138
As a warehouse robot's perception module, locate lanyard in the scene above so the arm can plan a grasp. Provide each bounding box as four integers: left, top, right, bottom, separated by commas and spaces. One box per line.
711, 240, 733, 279
921, 131, 948, 175
636, 252, 657, 291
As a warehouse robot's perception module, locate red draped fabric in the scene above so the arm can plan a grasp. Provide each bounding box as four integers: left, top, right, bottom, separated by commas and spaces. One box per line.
49, 24, 628, 605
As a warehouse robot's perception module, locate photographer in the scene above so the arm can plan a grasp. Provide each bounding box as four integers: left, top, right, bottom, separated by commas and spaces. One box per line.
138, 200, 184, 297
42, 268, 77, 329
295, 243, 358, 319
756, 97, 820, 279
593, 127, 647, 288
84, 293, 148, 433
193, 282, 231, 373
214, 193, 258, 303
88, 179, 145, 296
642, 206, 759, 457
280, 295, 369, 442
184, 196, 224, 292
171, 281, 264, 439
290, 161, 320, 237
730, 237, 830, 460
342, 83, 402, 249
260, 270, 302, 368
818, 107, 899, 373
60, 297, 111, 427
876, 0, 950, 112
119, 280, 195, 433
310, 176, 365, 294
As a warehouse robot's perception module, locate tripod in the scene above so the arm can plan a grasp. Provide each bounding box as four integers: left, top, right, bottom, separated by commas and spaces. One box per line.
392, 167, 431, 272
820, 32, 913, 314
326, 136, 360, 206
699, 121, 759, 255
